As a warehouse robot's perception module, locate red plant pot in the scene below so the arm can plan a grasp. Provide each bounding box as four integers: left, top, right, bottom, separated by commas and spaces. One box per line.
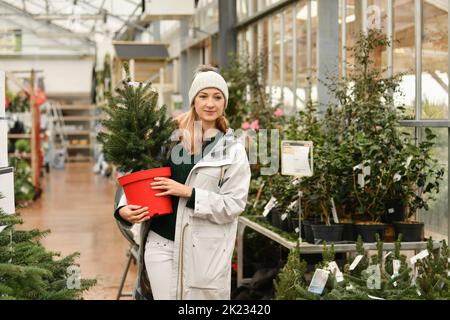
118, 167, 173, 217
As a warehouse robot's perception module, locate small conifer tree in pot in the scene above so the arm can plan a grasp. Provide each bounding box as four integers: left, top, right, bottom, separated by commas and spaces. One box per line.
98, 64, 176, 217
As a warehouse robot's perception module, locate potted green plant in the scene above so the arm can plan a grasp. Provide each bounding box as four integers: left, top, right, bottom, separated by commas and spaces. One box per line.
390, 129, 444, 241
323, 29, 410, 242
98, 64, 176, 217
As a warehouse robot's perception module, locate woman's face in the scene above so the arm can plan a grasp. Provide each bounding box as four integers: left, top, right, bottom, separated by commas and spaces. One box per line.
193, 88, 225, 126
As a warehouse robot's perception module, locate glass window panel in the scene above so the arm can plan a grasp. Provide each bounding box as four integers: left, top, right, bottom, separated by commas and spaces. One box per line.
296, 1, 308, 109
283, 7, 295, 113
311, 0, 318, 103
237, 0, 249, 21
393, 0, 415, 119
271, 13, 281, 106
367, 0, 388, 74
421, 1, 448, 120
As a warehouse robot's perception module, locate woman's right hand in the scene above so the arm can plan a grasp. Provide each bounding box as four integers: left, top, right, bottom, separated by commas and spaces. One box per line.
119, 205, 150, 224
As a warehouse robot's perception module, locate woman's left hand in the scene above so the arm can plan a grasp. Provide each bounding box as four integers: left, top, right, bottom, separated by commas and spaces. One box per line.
151, 177, 193, 198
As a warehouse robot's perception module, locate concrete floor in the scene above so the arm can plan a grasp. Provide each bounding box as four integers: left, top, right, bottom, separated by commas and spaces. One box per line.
18, 162, 137, 300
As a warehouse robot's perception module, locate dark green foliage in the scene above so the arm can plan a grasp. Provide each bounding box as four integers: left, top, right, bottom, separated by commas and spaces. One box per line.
6, 92, 30, 113
0, 203, 96, 299
9, 158, 35, 205
414, 238, 450, 299
273, 241, 308, 300
14, 139, 30, 153
97, 63, 176, 173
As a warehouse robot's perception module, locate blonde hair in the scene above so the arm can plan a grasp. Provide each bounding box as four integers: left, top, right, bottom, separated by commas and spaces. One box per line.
176, 65, 229, 154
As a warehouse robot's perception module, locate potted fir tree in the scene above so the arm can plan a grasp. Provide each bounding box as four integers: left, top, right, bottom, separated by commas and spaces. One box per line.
98, 64, 176, 217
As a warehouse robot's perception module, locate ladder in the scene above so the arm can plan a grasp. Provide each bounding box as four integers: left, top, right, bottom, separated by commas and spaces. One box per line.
48, 101, 68, 168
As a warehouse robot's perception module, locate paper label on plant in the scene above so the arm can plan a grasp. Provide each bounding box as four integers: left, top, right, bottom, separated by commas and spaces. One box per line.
327, 261, 344, 283
410, 249, 429, 265
346, 284, 354, 291
388, 208, 395, 214
416, 289, 422, 296
288, 200, 297, 210
393, 259, 400, 276
366, 265, 381, 290
262, 197, 277, 217
393, 281, 398, 287
393, 173, 401, 182
308, 269, 329, 295
405, 156, 413, 169
0, 225, 7, 234
349, 255, 364, 271
367, 294, 385, 300
281, 213, 288, 221
295, 227, 299, 233
384, 251, 392, 259
331, 198, 339, 224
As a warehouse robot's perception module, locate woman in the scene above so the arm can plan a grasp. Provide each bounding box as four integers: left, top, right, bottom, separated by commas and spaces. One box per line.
114, 65, 251, 300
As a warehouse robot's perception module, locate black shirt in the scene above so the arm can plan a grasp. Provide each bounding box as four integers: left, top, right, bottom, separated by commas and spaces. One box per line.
149, 134, 221, 241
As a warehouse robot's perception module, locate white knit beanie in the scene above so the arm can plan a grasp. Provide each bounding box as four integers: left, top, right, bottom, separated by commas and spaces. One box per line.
188, 71, 229, 108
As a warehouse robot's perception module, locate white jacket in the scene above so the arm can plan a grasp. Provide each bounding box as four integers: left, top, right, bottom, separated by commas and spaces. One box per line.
119, 129, 251, 299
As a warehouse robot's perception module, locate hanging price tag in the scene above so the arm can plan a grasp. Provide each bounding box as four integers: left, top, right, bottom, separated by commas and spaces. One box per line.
308, 269, 329, 295
349, 255, 364, 271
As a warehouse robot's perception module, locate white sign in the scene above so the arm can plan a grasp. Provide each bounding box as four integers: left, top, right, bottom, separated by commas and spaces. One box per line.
331, 198, 339, 224
281, 141, 313, 177
0, 119, 7, 167
0, 167, 15, 214
349, 255, 364, 271
262, 196, 277, 217
308, 269, 329, 295
326, 261, 344, 283
410, 249, 429, 265
0, 71, 5, 118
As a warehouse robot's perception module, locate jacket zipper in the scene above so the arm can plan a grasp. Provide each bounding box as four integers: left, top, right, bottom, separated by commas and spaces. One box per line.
178, 221, 189, 299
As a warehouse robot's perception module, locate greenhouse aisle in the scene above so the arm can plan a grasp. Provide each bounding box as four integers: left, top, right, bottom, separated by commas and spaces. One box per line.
18, 162, 136, 300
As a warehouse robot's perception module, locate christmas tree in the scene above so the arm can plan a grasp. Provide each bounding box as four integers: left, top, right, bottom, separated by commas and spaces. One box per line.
0, 201, 96, 299
98, 63, 176, 173
414, 238, 450, 299
273, 241, 316, 300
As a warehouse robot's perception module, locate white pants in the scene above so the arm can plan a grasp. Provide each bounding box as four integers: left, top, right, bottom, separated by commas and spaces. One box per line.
144, 230, 175, 300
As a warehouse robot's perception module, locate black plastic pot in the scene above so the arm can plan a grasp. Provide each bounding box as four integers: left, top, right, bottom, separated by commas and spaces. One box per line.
290, 217, 300, 234
355, 223, 388, 243
340, 222, 356, 241
270, 208, 289, 231
311, 224, 344, 244
270, 208, 281, 229
382, 199, 405, 223
393, 221, 424, 242
302, 220, 321, 244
